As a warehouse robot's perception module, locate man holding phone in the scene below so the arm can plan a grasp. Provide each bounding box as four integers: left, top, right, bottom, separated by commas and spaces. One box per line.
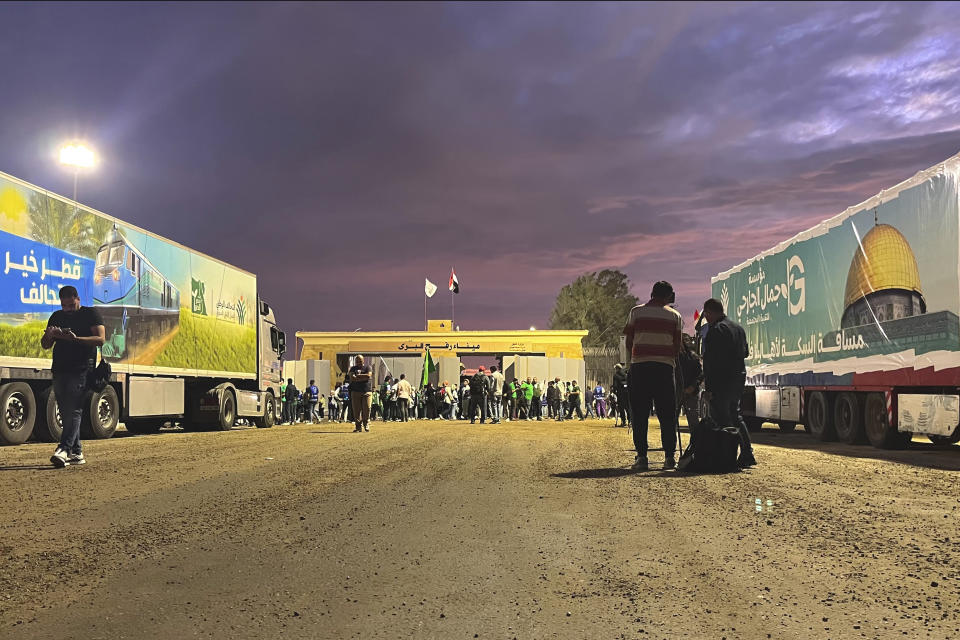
40, 286, 105, 467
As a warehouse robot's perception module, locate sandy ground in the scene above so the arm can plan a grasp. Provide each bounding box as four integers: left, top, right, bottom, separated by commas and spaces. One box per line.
1, 417, 958, 639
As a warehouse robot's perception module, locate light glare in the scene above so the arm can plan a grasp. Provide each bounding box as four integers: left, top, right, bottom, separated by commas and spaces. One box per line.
59, 143, 96, 169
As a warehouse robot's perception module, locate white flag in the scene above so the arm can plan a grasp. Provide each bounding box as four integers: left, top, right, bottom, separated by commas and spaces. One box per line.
424, 278, 438, 298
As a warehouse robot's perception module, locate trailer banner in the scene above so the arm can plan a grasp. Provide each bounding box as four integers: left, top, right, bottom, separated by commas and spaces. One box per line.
711, 160, 960, 378
0, 174, 256, 375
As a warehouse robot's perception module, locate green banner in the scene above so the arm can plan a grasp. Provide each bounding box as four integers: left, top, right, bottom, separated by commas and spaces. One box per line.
712, 161, 960, 373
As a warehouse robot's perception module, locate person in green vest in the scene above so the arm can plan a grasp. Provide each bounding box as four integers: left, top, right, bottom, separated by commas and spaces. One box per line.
521, 378, 534, 421
279, 379, 287, 423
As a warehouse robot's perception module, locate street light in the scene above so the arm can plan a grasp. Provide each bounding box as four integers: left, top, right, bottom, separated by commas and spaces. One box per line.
58, 141, 97, 207
59, 143, 97, 169
530, 326, 536, 331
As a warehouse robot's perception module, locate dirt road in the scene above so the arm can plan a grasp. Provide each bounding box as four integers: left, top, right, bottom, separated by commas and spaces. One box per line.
2, 418, 958, 639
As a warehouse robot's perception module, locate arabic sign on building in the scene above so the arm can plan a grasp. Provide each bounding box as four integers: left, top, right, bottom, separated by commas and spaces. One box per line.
712, 162, 960, 375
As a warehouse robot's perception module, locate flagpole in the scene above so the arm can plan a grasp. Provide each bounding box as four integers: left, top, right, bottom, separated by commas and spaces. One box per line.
424, 292, 427, 332
451, 265, 455, 328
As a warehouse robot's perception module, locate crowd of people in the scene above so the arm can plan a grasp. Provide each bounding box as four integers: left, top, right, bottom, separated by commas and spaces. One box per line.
276, 365, 628, 427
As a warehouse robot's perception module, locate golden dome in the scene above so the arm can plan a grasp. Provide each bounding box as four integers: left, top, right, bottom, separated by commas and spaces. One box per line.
843, 224, 923, 309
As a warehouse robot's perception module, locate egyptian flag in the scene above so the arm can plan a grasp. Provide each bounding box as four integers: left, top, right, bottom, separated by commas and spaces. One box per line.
449, 268, 460, 294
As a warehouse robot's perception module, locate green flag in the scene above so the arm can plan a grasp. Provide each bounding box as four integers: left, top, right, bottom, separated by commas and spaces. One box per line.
421, 348, 437, 387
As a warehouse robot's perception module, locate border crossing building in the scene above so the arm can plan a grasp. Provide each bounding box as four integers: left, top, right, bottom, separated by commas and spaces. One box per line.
289, 320, 588, 393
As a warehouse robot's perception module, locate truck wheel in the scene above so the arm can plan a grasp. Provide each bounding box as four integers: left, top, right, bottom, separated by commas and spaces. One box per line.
864, 393, 910, 449
0, 382, 37, 445
807, 392, 835, 441
81, 386, 119, 439
744, 416, 764, 432
32, 386, 62, 443
833, 392, 864, 444
215, 390, 236, 431
125, 419, 164, 434
255, 393, 275, 429
778, 421, 797, 433
928, 430, 960, 445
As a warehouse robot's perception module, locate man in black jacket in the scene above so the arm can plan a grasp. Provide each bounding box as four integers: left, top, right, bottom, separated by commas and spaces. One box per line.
611, 363, 629, 427
468, 367, 489, 424
677, 334, 703, 433
702, 298, 757, 467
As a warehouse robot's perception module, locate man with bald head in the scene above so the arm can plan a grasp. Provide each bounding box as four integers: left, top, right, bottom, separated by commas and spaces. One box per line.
348, 355, 373, 432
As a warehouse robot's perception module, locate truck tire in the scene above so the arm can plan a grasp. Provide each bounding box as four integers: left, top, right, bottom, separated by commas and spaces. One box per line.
124, 419, 165, 434
744, 416, 764, 432
215, 390, 236, 431
864, 393, 910, 449
255, 393, 276, 429
0, 382, 37, 445
833, 392, 864, 444
928, 431, 960, 445
80, 386, 119, 439
807, 392, 835, 441
778, 421, 797, 433
32, 386, 62, 443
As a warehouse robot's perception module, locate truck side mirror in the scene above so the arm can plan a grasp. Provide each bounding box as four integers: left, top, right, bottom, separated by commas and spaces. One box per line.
278, 331, 287, 356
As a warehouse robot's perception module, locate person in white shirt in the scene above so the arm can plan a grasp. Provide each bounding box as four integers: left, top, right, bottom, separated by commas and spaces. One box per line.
395, 373, 413, 422
489, 365, 505, 424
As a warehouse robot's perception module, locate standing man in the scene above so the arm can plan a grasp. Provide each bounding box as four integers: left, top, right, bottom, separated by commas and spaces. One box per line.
468, 366, 489, 424
566, 381, 586, 420
349, 355, 373, 432
530, 377, 543, 421
623, 280, 683, 471
41, 286, 105, 467
611, 363, 629, 427
306, 379, 321, 424
395, 372, 413, 423
284, 378, 299, 424
678, 334, 703, 434
701, 298, 757, 467
593, 381, 607, 418
489, 365, 505, 424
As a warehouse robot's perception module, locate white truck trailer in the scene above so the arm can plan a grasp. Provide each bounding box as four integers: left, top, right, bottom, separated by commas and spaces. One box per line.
0, 170, 286, 444
711, 151, 960, 449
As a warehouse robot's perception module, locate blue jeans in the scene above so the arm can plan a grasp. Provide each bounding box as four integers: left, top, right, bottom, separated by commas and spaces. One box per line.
54, 370, 87, 455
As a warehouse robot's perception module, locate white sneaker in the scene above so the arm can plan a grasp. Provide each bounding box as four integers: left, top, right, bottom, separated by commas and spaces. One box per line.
50, 447, 69, 468
363, 425, 370, 432
67, 451, 86, 466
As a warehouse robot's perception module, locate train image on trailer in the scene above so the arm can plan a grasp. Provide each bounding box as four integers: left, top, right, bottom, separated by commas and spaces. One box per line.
93, 225, 180, 360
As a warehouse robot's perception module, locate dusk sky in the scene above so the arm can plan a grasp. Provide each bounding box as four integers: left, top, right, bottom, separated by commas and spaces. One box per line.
2, 2, 960, 338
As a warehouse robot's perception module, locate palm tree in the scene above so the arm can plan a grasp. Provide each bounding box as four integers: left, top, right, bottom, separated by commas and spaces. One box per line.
28, 192, 113, 258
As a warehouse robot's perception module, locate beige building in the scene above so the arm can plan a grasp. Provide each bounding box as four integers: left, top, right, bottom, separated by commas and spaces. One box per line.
296, 321, 588, 385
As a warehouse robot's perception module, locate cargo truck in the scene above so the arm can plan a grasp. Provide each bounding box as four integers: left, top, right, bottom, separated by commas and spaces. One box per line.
710, 151, 960, 449
0, 170, 286, 445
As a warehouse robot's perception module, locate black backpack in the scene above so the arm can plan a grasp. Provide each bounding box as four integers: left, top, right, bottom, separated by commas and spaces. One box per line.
677, 412, 741, 473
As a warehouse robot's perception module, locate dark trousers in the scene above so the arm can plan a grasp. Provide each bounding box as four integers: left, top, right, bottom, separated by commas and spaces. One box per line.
709, 376, 752, 455
629, 362, 678, 458
54, 370, 86, 454
565, 397, 584, 419
530, 397, 541, 419
468, 394, 487, 422
616, 386, 631, 424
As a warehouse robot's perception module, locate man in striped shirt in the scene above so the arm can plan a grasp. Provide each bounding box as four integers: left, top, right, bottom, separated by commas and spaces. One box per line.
623, 280, 683, 471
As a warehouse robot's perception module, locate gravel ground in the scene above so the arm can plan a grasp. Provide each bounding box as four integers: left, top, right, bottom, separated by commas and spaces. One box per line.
1, 417, 958, 639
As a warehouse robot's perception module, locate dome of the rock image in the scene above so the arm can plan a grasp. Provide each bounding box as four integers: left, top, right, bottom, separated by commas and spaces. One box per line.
841, 223, 926, 328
